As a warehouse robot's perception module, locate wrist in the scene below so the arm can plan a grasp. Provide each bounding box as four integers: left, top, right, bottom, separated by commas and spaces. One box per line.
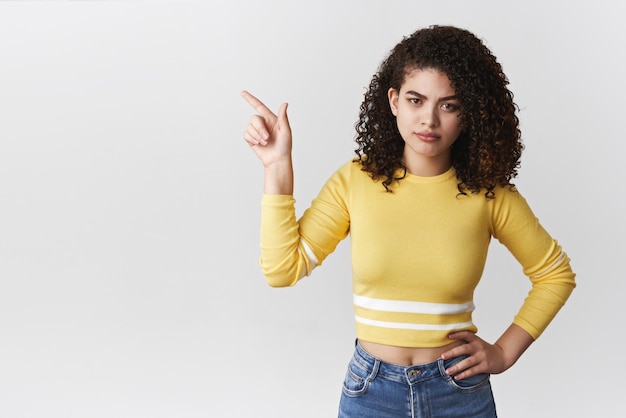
263, 159, 294, 194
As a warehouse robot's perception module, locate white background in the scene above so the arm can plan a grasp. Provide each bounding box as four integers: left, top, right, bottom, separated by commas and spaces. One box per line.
0, 1, 623, 417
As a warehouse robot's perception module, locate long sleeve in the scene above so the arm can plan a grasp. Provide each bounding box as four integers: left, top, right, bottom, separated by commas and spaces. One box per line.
489, 187, 576, 339
259, 194, 306, 287
259, 162, 352, 287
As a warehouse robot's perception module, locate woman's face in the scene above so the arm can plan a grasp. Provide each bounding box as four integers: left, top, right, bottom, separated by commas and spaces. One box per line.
388, 68, 463, 176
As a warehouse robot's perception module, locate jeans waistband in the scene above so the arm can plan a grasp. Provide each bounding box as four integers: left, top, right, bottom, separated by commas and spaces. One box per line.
354, 340, 448, 384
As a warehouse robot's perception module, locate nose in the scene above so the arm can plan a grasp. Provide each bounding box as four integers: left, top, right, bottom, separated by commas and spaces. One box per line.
421, 105, 439, 128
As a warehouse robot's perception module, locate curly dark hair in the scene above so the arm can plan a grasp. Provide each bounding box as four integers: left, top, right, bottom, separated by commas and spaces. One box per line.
354, 25, 523, 196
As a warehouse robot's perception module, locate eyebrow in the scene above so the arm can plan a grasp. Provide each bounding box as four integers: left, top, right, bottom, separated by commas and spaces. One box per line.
405, 90, 458, 102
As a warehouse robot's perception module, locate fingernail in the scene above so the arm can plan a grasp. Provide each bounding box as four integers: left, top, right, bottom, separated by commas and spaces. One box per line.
262, 132, 269, 140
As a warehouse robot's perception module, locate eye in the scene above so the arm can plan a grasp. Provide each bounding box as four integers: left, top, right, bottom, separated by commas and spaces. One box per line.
441, 102, 460, 112
408, 98, 422, 105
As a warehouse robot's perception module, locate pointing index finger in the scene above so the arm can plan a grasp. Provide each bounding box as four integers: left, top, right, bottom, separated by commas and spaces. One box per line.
241, 90, 275, 119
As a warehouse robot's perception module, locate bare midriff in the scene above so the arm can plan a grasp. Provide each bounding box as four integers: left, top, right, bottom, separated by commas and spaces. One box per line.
359, 339, 465, 366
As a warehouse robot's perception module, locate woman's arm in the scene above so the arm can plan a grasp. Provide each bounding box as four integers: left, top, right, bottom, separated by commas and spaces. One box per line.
441, 187, 575, 379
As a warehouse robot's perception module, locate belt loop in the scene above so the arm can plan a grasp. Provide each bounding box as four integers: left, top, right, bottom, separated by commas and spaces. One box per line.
370, 358, 381, 380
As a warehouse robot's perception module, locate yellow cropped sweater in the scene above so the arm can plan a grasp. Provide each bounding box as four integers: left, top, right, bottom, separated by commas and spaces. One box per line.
260, 160, 575, 347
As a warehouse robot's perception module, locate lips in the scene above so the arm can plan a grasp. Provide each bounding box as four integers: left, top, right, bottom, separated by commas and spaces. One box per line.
416, 132, 440, 142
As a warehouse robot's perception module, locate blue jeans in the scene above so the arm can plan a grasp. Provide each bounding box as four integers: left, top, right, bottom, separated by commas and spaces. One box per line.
338, 341, 497, 417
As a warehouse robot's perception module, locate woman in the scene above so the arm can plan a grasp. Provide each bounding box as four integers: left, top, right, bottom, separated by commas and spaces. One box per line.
241, 25, 575, 417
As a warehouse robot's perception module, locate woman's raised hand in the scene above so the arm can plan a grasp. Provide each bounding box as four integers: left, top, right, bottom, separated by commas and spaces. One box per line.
241, 90, 292, 168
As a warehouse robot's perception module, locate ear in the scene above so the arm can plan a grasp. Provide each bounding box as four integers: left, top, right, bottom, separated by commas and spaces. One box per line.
388, 88, 399, 116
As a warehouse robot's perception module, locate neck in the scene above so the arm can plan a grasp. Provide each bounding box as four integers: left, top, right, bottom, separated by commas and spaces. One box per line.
403, 157, 452, 177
